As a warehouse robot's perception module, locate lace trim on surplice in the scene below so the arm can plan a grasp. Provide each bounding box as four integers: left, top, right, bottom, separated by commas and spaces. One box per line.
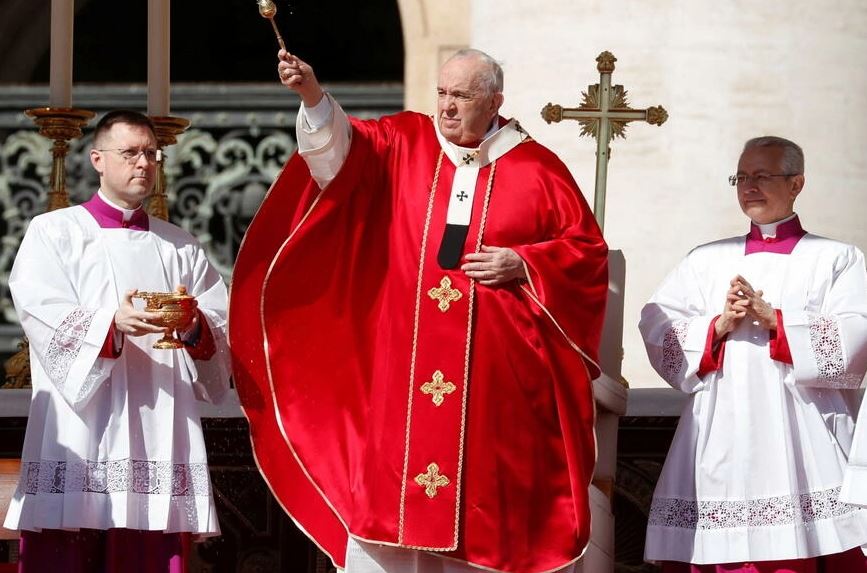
661, 319, 689, 383
22, 459, 211, 497
45, 308, 96, 389
76, 361, 112, 403
649, 486, 857, 530
809, 315, 861, 388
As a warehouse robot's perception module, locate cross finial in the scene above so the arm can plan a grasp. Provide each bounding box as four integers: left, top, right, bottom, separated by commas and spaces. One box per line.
596, 51, 616, 73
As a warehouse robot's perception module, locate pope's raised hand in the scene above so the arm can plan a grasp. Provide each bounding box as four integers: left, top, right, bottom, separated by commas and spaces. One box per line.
277, 50, 324, 108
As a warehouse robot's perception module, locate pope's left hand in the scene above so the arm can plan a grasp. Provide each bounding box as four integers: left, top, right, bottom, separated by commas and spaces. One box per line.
461, 245, 527, 286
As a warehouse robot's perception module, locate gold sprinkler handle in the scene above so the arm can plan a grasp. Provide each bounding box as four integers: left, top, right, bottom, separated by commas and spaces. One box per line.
257, 0, 287, 52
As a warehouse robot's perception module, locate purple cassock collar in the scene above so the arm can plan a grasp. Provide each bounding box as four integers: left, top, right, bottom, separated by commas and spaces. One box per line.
744, 216, 806, 255
82, 193, 149, 231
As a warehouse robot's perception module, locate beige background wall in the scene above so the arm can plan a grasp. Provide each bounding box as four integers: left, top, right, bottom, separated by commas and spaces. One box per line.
466, 1, 867, 388
397, 0, 470, 112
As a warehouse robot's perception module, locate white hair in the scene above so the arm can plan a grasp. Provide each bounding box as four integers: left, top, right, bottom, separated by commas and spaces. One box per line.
742, 136, 805, 175
445, 48, 504, 95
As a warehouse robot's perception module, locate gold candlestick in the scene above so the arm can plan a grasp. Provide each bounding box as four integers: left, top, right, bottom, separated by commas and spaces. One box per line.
24, 107, 95, 212
257, 0, 286, 51
146, 115, 191, 221
3, 107, 95, 390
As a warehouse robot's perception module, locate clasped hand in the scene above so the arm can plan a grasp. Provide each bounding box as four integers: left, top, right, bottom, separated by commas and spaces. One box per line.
714, 275, 776, 339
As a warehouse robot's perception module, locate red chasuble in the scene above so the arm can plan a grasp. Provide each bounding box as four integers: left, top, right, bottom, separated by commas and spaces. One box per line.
230, 111, 608, 572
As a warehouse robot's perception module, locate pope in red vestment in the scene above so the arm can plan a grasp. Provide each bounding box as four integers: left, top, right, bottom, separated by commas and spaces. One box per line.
230, 49, 609, 573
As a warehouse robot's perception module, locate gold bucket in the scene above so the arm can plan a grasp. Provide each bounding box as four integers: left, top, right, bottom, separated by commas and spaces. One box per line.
133, 286, 198, 349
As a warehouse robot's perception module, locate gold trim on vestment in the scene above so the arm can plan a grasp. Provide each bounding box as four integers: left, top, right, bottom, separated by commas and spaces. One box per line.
230, 158, 345, 567
396, 155, 498, 551
519, 285, 601, 373
398, 151, 444, 544
237, 158, 348, 568
260, 189, 353, 526
450, 161, 496, 548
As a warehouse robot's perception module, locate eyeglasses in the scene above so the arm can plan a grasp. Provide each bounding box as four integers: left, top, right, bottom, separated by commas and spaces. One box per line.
96, 148, 162, 165
728, 173, 796, 187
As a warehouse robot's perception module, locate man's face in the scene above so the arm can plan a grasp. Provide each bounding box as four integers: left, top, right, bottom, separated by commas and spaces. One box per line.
735, 145, 804, 225
90, 123, 158, 209
436, 57, 503, 146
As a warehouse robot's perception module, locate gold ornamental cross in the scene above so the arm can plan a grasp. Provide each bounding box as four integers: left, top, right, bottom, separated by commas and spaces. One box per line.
414, 463, 450, 498
541, 51, 668, 232
427, 277, 462, 312
420, 370, 457, 406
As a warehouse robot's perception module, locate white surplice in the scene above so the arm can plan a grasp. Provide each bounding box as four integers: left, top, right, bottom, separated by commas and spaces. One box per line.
640, 232, 867, 564
3, 204, 230, 535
